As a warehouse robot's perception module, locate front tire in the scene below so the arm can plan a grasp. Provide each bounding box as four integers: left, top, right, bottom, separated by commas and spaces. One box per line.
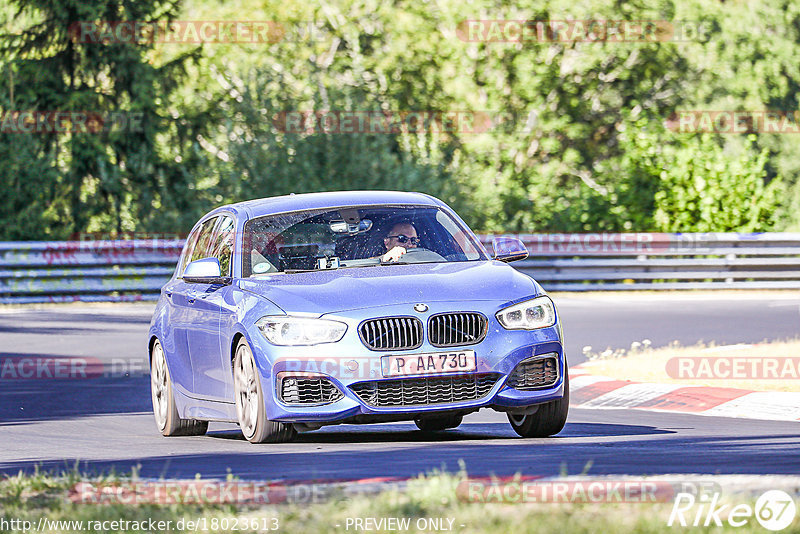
150, 339, 208, 437
507, 368, 569, 438
414, 413, 463, 432
233, 339, 296, 444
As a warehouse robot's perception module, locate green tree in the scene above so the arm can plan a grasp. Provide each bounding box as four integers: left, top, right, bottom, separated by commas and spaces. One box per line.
210, 72, 458, 205
1, 0, 796, 237
0, 0, 209, 239
652, 135, 782, 232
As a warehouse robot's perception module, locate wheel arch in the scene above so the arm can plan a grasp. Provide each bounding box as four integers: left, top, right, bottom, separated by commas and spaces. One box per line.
148, 335, 159, 366
230, 331, 246, 368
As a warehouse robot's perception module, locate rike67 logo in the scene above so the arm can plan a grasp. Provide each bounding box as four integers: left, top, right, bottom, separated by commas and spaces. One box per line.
669, 490, 797, 531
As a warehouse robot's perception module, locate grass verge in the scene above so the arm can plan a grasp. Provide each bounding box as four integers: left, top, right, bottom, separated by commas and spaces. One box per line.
1, 469, 799, 533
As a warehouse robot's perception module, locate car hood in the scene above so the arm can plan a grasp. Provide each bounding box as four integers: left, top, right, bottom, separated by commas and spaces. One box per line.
237, 261, 539, 315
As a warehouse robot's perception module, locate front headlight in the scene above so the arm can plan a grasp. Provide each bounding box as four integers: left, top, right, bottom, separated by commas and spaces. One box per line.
256, 316, 347, 346
496, 296, 556, 330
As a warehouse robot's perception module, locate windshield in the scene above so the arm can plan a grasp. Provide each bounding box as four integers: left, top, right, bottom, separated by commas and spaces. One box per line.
242, 205, 486, 276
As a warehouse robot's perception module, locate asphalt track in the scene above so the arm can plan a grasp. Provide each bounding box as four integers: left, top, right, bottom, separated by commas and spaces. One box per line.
1, 293, 798, 480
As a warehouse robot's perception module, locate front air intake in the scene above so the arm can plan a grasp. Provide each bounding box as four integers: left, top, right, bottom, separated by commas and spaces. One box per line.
350, 374, 499, 407
507, 355, 559, 390
279, 376, 343, 405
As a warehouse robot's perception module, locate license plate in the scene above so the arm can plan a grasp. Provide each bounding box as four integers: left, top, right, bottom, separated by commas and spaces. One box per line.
381, 350, 476, 377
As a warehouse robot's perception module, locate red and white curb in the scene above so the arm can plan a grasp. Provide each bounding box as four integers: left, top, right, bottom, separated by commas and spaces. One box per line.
569, 370, 800, 422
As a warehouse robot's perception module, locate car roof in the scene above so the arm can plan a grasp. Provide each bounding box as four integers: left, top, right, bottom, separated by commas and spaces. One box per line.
207, 191, 446, 220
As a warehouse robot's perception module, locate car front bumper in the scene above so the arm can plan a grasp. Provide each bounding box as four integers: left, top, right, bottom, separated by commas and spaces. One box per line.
247, 300, 567, 423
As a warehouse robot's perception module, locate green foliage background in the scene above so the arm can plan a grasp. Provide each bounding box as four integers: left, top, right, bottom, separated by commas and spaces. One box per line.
0, 0, 796, 239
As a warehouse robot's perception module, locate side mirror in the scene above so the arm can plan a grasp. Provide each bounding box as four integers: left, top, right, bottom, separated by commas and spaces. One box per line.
183, 258, 230, 284
492, 236, 528, 263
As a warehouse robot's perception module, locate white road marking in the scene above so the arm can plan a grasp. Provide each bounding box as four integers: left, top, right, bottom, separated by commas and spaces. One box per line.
578, 383, 683, 408
705, 392, 800, 421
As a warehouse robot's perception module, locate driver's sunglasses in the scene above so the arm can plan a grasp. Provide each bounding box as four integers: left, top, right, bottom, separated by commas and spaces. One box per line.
387, 234, 420, 245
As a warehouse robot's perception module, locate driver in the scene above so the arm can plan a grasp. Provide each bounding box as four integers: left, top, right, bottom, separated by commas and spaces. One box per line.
381, 221, 420, 262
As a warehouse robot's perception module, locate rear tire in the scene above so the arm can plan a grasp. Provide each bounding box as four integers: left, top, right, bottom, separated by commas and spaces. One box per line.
233, 339, 296, 444
414, 413, 463, 432
507, 368, 569, 438
150, 339, 208, 437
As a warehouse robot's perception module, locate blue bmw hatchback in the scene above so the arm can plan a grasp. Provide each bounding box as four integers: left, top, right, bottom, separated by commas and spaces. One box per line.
149, 191, 568, 443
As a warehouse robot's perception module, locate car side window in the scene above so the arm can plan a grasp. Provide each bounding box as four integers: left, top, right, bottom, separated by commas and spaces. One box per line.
188, 216, 219, 265
211, 216, 235, 277
178, 225, 203, 276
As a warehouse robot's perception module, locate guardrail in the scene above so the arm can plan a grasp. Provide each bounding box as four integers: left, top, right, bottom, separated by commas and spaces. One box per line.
0, 240, 181, 304
1, 233, 799, 303
489, 233, 800, 291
